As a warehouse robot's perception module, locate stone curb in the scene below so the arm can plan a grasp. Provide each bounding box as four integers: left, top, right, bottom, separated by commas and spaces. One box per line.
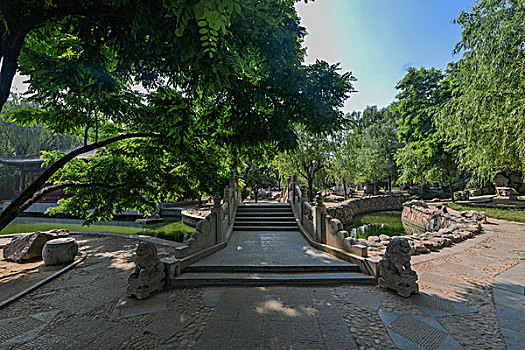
0, 251, 87, 310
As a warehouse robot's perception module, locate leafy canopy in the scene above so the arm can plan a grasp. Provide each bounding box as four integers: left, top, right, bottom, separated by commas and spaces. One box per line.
394, 67, 457, 186
440, 0, 525, 177
1, 0, 356, 224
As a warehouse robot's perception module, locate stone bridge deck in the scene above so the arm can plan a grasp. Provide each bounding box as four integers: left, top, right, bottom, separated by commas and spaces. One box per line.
173, 203, 375, 286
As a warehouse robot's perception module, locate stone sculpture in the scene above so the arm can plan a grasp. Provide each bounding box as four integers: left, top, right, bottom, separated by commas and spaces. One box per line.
379, 237, 419, 297
127, 242, 165, 300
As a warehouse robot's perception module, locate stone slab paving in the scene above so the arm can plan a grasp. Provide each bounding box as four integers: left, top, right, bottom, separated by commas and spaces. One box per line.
0, 215, 523, 349
493, 261, 525, 350
192, 229, 354, 268
194, 286, 358, 350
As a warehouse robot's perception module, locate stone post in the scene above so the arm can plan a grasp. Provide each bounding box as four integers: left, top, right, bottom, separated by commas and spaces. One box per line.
292, 173, 299, 205
224, 186, 232, 224
313, 193, 327, 243
212, 192, 223, 244
300, 186, 308, 226
229, 171, 235, 189
234, 173, 241, 202
301, 186, 308, 202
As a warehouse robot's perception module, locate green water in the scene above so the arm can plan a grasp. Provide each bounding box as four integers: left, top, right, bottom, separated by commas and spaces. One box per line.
343, 211, 419, 239
0, 216, 195, 242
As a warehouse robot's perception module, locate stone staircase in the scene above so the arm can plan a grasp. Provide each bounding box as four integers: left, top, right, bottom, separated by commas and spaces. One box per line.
233, 203, 298, 232
171, 203, 375, 287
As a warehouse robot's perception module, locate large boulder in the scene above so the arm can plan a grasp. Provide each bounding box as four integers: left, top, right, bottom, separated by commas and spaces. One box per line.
3, 229, 70, 262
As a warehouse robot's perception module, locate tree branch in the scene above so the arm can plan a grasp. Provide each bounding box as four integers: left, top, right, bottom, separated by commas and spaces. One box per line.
18, 181, 127, 215
0, 132, 163, 231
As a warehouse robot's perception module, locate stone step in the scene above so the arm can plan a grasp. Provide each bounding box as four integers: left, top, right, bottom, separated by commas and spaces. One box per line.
184, 264, 361, 273
238, 203, 290, 208
233, 226, 298, 231
235, 217, 296, 222
170, 272, 375, 287
237, 208, 293, 214
234, 221, 298, 226
236, 212, 294, 217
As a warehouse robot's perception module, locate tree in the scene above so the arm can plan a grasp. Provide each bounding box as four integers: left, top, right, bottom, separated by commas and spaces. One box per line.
325, 124, 356, 199
242, 162, 276, 203
0, 95, 81, 198
0, 0, 356, 230
439, 0, 525, 178
0, 0, 251, 112
395, 67, 458, 201
273, 126, 335, 202
353, 106, 400, 193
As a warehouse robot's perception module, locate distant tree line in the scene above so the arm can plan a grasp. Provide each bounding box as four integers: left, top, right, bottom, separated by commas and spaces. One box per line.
273, 0, 525, 202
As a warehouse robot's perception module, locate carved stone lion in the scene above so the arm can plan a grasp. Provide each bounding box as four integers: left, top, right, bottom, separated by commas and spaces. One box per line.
127, 242, 165, 299
379, 237, 418, 297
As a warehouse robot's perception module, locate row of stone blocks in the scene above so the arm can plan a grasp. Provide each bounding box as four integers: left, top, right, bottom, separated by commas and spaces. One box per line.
326, 194, 410, 225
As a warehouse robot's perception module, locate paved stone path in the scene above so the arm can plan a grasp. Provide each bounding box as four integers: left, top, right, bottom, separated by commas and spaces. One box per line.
195, 286, 356, 349
0, 214, 523, 349
493, 261, 524, 350
192, 229, 354, 268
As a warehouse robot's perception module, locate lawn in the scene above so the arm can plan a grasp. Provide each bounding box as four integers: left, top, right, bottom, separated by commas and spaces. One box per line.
446, 203, 525, 223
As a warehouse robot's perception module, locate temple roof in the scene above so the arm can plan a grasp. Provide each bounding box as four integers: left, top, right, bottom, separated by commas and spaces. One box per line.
0, 147, 97, 167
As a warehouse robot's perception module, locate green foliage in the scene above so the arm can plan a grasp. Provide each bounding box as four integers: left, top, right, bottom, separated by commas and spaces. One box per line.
273, 125, 334, 201
0, 95, 80, 194
242, 161, 276, 201
352, 106, 400, 189
1, 0, 355, 226
439, 0, 525, 178
394, 67, 457, 192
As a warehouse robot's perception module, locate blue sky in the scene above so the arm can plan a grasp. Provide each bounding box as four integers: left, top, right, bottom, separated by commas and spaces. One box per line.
295, 0, 475, 113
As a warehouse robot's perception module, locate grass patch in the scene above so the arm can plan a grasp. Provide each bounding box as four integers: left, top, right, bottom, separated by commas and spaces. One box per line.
343, 211, 409, 239
446, 203, 525, 223
0, 217, 195, 243
141, 220, 195, 242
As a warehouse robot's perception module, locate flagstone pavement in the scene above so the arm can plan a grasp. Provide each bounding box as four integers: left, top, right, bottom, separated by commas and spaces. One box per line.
0, 215, 523, 349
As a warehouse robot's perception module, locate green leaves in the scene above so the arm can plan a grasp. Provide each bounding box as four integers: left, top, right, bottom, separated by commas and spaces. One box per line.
440, 0, 525, 178
394, 67, 457, 185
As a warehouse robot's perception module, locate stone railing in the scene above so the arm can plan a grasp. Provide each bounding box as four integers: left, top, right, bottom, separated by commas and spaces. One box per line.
326, 194, 409, 225
174, 173, 241, 259
281, 175, 370, 261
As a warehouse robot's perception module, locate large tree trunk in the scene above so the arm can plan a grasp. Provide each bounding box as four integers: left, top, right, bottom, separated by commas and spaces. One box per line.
0, 133, 160, 231
343, 175, 348, 200
448, 179, 455, 203
0, 29, 26, 112
307, 178, 314, 202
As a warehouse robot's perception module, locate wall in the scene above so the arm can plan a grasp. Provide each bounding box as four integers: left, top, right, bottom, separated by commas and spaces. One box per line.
326, 194, 409, 225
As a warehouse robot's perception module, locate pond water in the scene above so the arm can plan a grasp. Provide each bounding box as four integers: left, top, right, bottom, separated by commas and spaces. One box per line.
0, 216, 195, 242
343, 210, 423, 239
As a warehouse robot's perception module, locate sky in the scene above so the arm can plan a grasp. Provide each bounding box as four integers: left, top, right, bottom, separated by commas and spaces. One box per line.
295, 0, 475, 113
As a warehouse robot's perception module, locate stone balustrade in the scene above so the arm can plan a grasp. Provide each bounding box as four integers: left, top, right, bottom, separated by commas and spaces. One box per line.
282, 178, 488, 263
175, 173, 241, 259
